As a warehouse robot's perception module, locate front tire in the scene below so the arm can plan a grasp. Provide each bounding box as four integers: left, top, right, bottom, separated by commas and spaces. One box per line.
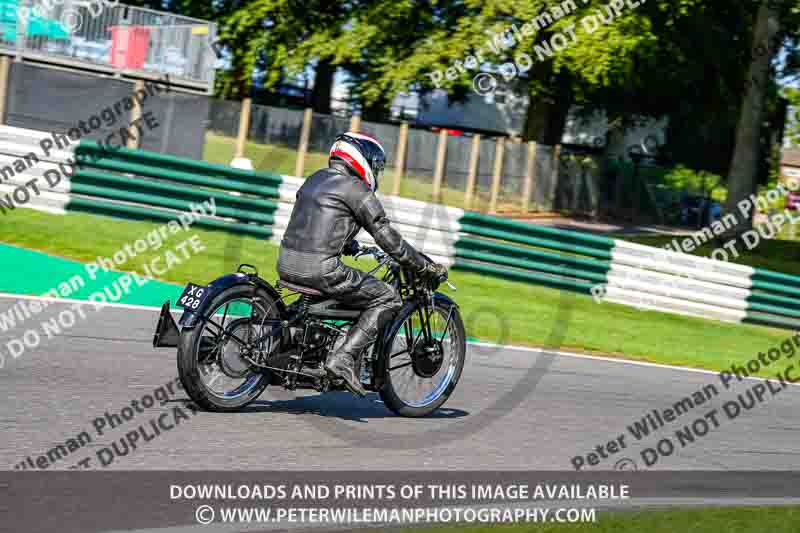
177, 284, 278, 412
379, 298, 466, 417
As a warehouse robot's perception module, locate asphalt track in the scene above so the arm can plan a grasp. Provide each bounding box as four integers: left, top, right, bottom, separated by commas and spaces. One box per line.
3, 296, 799, 473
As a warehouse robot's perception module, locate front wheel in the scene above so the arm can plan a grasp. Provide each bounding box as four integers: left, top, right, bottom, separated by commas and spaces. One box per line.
379, 298, 466, 417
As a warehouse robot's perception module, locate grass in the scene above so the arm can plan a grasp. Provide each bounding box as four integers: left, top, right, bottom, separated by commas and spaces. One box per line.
1, 208, 798, 377
203, 132, 524, 212
368, 506, 800, 533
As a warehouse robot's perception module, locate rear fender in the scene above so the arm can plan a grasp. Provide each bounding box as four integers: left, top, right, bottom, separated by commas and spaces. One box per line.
178, 273, 286, 329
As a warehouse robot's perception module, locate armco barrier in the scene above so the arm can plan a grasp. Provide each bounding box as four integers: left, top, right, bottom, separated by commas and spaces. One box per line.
0, 126, 72, 214
4, 125, 800, 331
73, 141, 281, 238
453, 212, 800, 331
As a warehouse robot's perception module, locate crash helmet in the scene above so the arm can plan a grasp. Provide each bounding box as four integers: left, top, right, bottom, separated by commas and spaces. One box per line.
329, 131, 386, 192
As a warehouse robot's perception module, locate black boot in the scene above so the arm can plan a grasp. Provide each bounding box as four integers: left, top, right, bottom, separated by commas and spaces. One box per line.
325, 324, 372, 397
324, 351, 367, 397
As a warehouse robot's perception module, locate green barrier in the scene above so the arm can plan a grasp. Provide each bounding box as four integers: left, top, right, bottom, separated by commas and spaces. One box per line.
457, 236, 611, 274
455, 214, 610, 296
461, 211, 615, 249
752, 267, 800, 291
453, 259, 596, 294
743, 311, 800, 331
747, 290, 800, 312
73, 169, 278, 214
459, 222, 612, 260
70, 183, 274, 225
70, 142, 280, 232
458, 211, 800, 332
747, 301, 800, 320
75, 154, 280, 199
455, 249, 607, 284
749, 278, 800, 299
68, 197, 272, 237
77, 141, 282, 187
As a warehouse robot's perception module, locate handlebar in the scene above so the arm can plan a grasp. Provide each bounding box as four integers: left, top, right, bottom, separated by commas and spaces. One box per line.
353, 245, 385, 261
354, 245, 456, 291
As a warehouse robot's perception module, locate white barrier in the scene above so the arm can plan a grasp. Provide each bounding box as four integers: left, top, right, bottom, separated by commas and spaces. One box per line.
602, 239, 759, 324
0, 126, 73, 214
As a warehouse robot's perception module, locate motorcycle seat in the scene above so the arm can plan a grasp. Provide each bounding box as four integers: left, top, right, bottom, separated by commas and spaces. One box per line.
276, 280, 324, 297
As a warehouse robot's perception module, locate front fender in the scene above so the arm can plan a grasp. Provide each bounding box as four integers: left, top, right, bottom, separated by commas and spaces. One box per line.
178, 273, 286, 329
433, 291, 458, 310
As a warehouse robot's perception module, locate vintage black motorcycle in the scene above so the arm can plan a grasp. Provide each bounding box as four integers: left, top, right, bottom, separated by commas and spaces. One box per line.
153, 246, 466, 417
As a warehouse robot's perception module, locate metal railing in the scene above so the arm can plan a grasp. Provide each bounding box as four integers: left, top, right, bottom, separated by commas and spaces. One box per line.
1, 0, 216, 89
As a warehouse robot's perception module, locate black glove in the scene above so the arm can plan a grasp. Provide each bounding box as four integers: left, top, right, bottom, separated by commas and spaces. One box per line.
342, 239, 360, 256
418, 261, 448, 284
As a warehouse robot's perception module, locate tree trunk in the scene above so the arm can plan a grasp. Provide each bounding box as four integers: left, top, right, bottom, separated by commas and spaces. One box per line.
362, 98, 391, 122
724, 0, 781, 232
310, 59, 335, 114
522, 72, 572, 145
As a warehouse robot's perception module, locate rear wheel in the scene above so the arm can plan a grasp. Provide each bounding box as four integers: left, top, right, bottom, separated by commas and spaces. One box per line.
379, 298, 466, 417
177, 284, 281, 412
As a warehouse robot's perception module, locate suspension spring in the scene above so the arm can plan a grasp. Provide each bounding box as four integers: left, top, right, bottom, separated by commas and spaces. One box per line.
299, 294, 313, 315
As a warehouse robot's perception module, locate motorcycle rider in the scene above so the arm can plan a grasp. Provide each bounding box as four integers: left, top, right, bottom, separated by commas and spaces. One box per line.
277, 132, 447, 397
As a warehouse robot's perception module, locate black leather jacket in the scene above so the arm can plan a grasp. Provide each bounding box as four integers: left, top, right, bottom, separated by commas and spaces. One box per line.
278, 162, 427, 274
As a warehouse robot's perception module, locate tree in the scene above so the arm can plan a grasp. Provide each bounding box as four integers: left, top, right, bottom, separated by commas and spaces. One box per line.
216, 0, 800, 177
724, 0, 797, 230
277, 0, 763, 149
222, 1, 353, 108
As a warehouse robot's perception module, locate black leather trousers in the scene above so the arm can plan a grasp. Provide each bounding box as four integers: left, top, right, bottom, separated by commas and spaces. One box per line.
277, 248, 402, 359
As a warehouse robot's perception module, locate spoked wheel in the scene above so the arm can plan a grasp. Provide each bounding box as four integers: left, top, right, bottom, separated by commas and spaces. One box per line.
379, 299, 466, 417
177, 285, 281, 412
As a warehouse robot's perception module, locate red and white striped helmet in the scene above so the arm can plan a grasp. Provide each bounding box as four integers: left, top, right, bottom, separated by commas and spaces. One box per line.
329, 131, 386, 192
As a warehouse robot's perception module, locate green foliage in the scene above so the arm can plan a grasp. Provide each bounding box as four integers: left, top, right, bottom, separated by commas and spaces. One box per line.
221, 1, 351, 98
210, 0, 800, 174
663, 165, 725, 199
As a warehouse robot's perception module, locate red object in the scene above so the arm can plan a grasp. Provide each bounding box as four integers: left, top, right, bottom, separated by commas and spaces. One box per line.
110, 26, 151, 69
431, 127, 464, 136
330, 149, 368, 184
787, 192, 800, 211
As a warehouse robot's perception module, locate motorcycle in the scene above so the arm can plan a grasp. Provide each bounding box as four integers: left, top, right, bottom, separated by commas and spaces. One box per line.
153, 246, 466, 417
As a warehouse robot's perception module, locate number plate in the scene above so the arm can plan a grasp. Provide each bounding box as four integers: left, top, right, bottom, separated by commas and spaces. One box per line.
176, 283, 209, 311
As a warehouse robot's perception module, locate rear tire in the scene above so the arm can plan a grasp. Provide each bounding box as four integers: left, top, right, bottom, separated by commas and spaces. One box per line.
379, 298, 466, 417
177, 284, 278, 412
